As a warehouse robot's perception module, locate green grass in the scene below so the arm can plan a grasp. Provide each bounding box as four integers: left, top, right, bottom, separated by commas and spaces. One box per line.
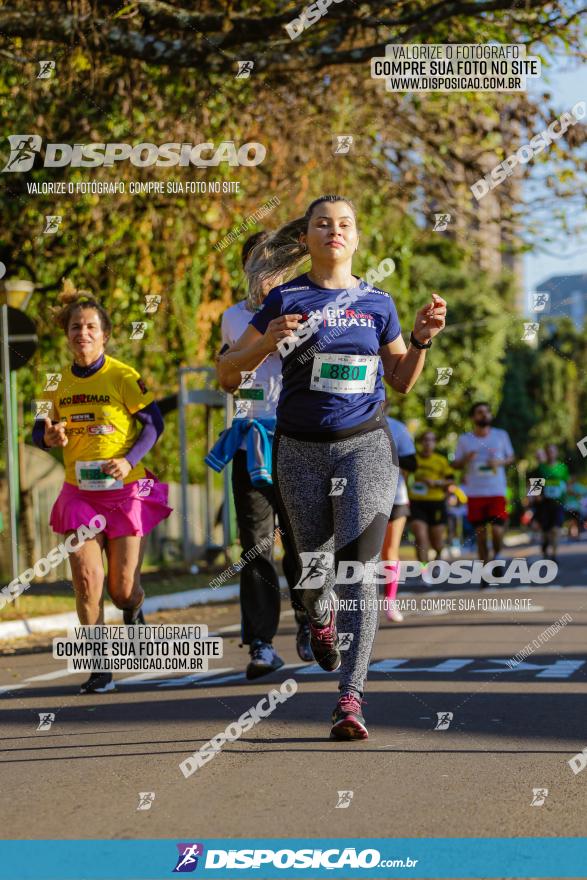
0, 570, 234, 622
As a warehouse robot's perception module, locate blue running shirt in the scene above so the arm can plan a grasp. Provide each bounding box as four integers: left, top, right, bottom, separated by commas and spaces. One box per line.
250, 273, 402, 432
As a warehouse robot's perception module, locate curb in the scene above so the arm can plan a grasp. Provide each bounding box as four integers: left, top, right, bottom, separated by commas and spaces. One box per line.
0, 583, 241, 641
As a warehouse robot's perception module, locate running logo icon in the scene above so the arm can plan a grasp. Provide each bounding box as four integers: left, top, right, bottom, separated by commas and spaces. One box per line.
44, 373, 62, 391
173, 843, 204, 872
136, 792, 155, 811
434, 711, 453, 730
37, 60, 56, 79
130, 322, 148, 340
32, 400, 53, 419
234, 400, 252, 419
434, 367, 453, 385
143, 295, 162, 313
333, 135, 353, 154
335, 790, 354, 808
522, 322, 539, 342
338, 632, 354, 651
43, 215, 62, 234
531, 292, 549, 312
295, 552, 333, 590
426, 399, 447, 418
236, 61, 254, 78
433, 213, 451, 231
527, 478, 545, 496
2, 135, 42, 172
137, 478, 155, 498
329, 477, 347, 496
530, 788, 548, 806
37, 712, 55, 731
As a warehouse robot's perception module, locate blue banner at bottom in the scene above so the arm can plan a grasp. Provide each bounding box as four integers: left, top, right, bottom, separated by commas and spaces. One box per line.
1, 838, 587, 879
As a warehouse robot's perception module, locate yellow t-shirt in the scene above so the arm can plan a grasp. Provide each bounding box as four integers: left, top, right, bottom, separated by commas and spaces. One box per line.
44, 355, 155, 487
409, 453, 454, 503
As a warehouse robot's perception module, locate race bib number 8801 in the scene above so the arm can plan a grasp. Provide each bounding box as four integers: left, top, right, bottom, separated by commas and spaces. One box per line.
310, 353, 379, 394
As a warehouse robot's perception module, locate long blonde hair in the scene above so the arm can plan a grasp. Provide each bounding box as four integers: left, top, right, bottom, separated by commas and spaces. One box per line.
245, 195, 356, 305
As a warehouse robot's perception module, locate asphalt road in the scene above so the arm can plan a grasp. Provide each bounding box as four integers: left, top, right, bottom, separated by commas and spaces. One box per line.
1, 536, 587, 847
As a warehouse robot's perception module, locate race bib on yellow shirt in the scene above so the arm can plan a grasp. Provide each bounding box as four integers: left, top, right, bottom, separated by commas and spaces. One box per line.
75, 460, 123, 491
411, 481, 428, 496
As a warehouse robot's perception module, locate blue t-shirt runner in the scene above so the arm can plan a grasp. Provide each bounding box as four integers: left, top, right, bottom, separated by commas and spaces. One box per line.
250, 273, 401, 434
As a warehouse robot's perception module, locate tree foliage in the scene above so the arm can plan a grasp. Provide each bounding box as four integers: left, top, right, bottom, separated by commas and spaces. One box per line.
0, 2, 585, 484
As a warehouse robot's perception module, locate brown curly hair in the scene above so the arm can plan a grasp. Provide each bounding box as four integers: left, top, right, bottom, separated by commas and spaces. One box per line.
53, 279, 112, 336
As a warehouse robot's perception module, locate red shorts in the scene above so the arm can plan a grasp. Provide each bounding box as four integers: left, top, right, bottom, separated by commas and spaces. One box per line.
467, 495, 508, 525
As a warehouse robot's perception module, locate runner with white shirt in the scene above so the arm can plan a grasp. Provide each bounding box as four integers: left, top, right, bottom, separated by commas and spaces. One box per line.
382, 416, 417, 623
208, 233, 311, 680
453, 402, 515, 580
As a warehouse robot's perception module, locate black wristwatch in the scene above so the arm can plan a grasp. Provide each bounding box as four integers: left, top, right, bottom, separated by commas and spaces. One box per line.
410, 331, 432, 350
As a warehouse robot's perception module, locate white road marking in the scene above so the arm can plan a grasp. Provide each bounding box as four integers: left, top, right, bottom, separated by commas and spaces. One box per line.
469, 659, 585, 678
371, 658, 474, 674
159, 670, 241, 688
0, 684, 28, 695
24, 669, 75, 683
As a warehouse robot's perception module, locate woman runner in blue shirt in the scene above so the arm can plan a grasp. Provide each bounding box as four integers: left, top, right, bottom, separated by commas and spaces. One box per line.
218, 195, 446, 740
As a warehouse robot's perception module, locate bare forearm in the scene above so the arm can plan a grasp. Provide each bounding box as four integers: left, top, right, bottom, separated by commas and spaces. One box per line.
384, 344, 427, 394
217, 337, 273, 393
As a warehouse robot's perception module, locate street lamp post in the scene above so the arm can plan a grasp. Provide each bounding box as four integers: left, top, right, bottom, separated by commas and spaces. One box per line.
1, 279, 36, 593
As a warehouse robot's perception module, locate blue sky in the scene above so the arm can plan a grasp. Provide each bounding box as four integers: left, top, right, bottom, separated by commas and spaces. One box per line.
524, 59, 587, 304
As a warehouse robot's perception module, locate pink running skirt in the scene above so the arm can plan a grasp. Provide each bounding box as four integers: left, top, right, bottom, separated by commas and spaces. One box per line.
49, 470, 172, 539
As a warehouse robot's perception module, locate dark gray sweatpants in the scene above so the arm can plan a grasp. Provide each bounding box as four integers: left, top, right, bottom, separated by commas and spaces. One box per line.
273, 424, 398, 697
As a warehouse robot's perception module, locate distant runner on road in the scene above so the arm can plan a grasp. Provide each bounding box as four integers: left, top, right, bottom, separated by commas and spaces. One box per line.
454, 402, 514, 586
408, 430, 454, 567
530, 444, 569, 563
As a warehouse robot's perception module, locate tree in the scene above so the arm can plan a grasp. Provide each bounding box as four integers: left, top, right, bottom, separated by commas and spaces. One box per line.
0, 1, 584, 484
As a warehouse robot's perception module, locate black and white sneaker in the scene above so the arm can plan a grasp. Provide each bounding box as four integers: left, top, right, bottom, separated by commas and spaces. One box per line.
123, 604, 145, 626
79, 673, 115, 694
309, 609, 341, 672
246, 640, 284, 680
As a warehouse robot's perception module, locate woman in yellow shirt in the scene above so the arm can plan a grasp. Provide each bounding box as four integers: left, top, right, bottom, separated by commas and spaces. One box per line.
34, 283, 171, 693
409, 431, 454, 565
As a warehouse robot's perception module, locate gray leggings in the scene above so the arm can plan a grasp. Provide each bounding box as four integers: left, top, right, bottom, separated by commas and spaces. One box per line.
273, 424, 398, 697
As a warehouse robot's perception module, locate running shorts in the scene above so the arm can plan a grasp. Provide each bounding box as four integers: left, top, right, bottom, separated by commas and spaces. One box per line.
533, 498, 565, 531
49, 470, 172, 539
389, 503, 410, 522
467, 495, 507, 526
410, 500, 447, 526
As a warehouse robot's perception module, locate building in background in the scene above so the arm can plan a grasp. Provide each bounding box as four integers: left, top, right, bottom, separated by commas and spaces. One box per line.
534, 273, 587, 327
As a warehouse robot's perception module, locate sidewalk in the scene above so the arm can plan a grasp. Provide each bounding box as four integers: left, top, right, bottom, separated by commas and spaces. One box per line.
0, 582, 241, 640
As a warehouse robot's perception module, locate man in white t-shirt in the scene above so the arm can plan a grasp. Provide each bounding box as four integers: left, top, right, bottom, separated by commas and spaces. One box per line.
215, 232, 311, 679
454, 402, 515, 573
